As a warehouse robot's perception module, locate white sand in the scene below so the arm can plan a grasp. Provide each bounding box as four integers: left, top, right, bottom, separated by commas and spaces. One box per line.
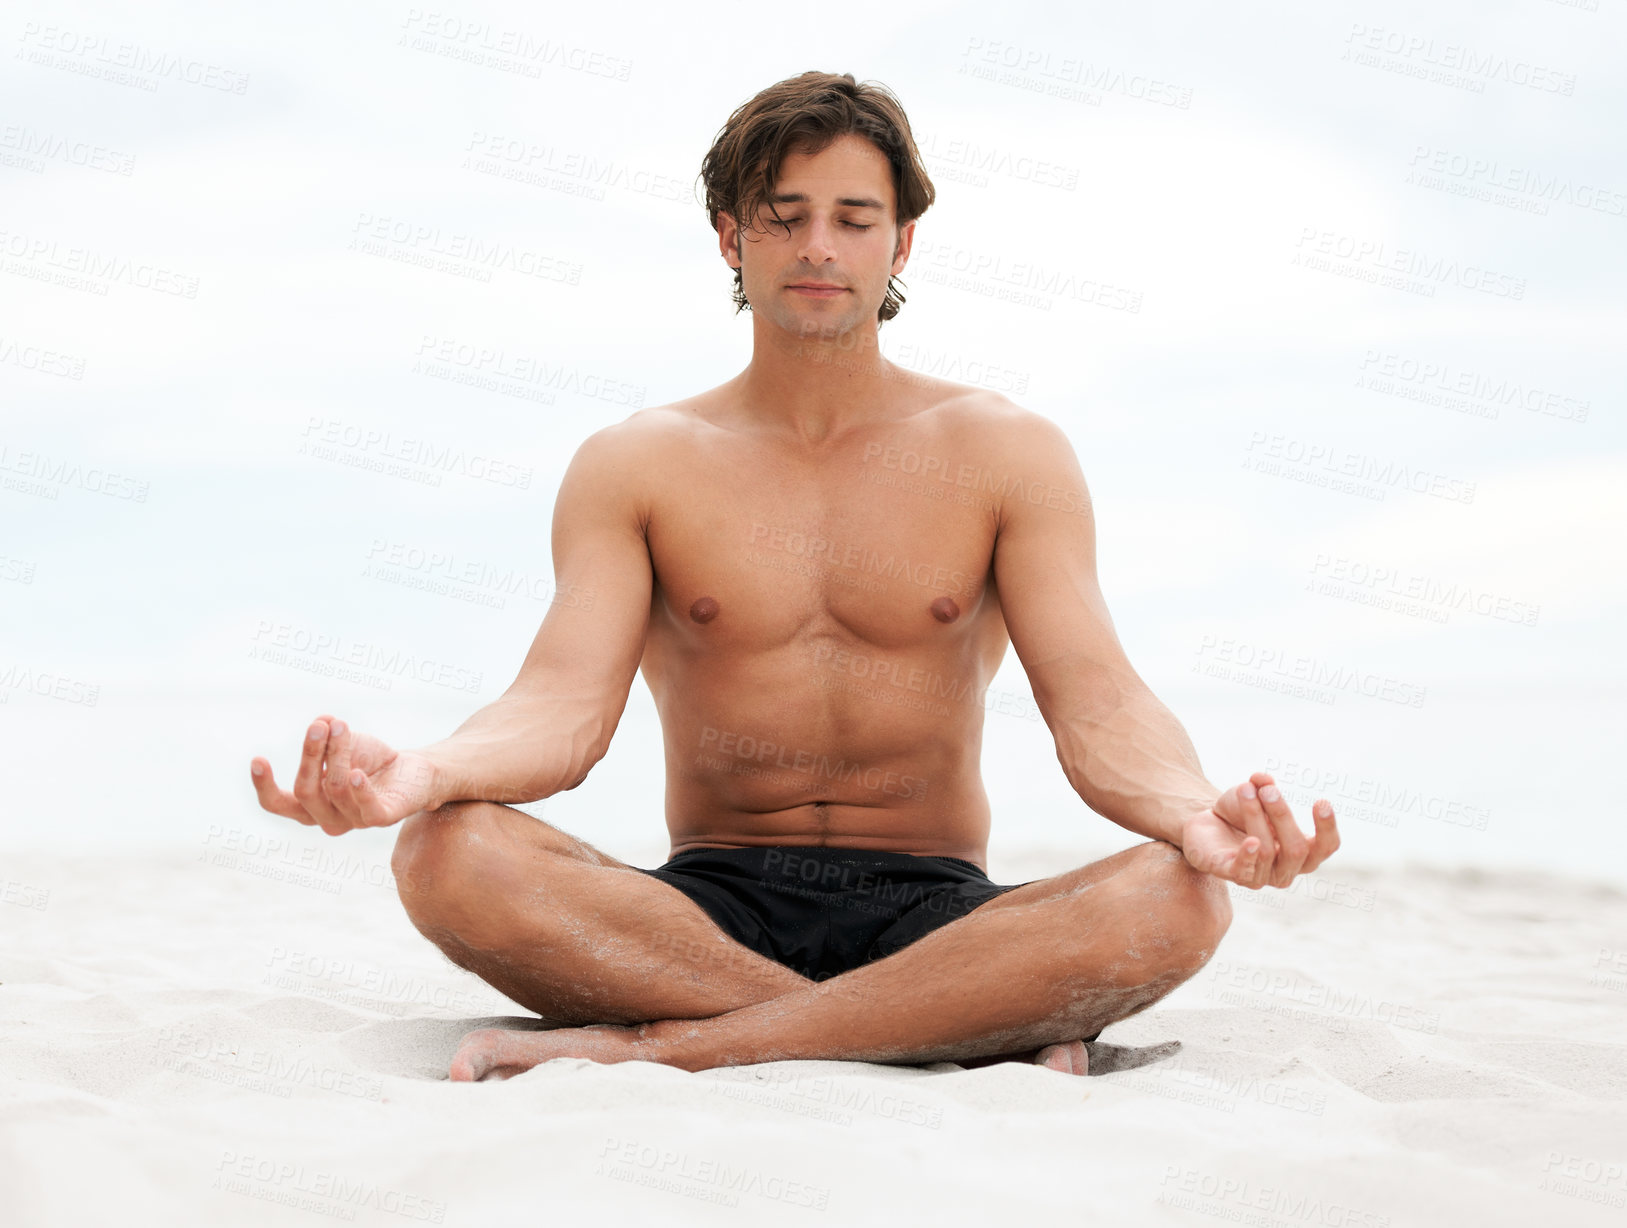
4, 843, 1626, 1227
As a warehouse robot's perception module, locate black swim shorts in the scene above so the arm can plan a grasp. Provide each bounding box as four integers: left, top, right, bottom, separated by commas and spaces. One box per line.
638, 844, 1032, 984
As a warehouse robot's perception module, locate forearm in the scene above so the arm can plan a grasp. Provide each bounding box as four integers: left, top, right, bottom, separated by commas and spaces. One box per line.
1050, 683, 1219, 846
411, 690, 612, 808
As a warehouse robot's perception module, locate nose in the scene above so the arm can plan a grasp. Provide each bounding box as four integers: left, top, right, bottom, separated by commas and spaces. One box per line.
796, 216, 838, 265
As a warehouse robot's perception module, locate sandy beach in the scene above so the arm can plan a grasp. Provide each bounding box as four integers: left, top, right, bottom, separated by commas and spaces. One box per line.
4, 841, 1624, 1227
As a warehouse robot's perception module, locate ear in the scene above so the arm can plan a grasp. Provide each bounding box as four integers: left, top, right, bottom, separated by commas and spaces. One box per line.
717, 212, 742, 269
891, 218, 917, 275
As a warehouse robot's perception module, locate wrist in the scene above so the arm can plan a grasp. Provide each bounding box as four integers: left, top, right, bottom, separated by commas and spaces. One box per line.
408, 747, 455, 811
1171, 797, 1220, 847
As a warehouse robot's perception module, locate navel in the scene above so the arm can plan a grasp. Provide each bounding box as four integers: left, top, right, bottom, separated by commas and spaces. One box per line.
930, 596, 960, 624
689, 596, 720, 624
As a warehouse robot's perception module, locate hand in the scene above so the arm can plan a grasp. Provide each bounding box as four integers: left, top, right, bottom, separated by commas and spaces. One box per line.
1179, 771, 1339, 889
249, 715, 440, 835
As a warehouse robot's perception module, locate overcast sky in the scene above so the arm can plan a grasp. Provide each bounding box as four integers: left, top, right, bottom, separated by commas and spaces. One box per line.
3, 0, 1622, 884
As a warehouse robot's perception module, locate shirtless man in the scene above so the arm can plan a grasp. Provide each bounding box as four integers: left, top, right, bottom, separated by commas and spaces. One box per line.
249, 72, 1339, 1082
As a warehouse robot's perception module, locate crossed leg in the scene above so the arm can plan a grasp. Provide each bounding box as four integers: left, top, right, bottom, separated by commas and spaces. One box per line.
389, 800, 813, 1026
388, 802, 1232, 1081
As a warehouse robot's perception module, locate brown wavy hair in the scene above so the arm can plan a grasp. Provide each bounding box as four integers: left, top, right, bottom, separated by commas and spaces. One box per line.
697, 71, 936, 325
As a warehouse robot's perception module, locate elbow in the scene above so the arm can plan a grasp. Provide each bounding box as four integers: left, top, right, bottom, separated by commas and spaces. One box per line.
561, 716, 615, 791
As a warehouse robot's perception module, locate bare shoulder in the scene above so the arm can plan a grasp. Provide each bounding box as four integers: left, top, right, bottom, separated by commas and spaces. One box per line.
570, 400, 700, 460
964, 392, 1075, 458
914, 386, 1088, 517
558, 400, 707, 506
911, 380, 1073, 451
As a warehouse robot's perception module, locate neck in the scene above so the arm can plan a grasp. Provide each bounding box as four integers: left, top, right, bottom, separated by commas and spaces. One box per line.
736, 317, 899, 443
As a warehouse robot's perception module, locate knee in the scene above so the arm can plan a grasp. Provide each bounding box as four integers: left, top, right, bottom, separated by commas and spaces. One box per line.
391, 801, 507, 925
1135, 841, 1232, 976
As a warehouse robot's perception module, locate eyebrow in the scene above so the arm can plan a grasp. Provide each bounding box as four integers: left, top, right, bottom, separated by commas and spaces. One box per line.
769, 191, 886, 210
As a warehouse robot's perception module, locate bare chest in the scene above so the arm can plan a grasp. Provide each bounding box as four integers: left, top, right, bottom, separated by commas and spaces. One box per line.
645, 438, 999, 653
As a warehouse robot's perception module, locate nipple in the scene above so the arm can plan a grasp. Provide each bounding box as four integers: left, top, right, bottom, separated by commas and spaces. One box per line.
930, 596, 960, 624
689, 596, 720, 624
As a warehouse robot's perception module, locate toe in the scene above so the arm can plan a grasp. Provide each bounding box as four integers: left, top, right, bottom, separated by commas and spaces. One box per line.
1034, 1040, 1089, 1075
448, 1028, 502, 1082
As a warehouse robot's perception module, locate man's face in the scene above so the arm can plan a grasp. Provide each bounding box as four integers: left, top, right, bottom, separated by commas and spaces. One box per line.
719, 132, 915, 341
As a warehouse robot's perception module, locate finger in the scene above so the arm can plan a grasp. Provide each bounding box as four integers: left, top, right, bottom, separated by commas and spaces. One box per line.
1183, 838, 1226, 880
1298, 801, 1342, 874
1203, 833, 1256, 887
249, 758, 316, 824
324, 718, 358, 822
1253, 773, 1311, 888
1229, 836, 1263, 890
348, 768, 391, 828
1224, 784, 1276, 888
292, 719, 343, 827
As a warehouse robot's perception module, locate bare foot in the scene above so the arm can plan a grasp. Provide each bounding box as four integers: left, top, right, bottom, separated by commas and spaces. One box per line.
448, 1024, 643, 1082
956, 1039, 1092, 1076
1033, 1040, 1089, 1074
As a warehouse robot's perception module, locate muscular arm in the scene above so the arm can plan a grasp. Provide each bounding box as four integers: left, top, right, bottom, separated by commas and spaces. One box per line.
415, 423, 654, 808
989, 410, 1218, 846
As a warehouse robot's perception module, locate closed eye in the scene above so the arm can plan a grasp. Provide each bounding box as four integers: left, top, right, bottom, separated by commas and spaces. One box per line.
780, 218, 872, 230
